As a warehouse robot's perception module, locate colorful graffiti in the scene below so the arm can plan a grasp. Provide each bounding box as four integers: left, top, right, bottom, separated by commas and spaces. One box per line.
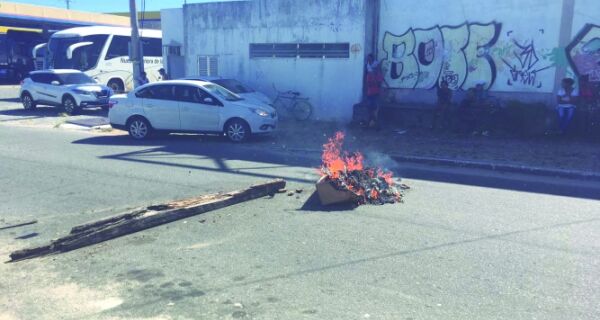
381, 22, 501, 90
567, 24, 600, 82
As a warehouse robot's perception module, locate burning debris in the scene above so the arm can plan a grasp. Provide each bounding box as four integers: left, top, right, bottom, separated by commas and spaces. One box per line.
317, 132, 408, 206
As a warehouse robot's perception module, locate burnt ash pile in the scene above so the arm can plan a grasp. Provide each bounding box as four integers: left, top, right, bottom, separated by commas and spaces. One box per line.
320, 132, 408, 205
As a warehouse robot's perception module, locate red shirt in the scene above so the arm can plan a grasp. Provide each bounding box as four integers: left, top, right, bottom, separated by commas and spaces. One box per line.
366, 72, 383, 96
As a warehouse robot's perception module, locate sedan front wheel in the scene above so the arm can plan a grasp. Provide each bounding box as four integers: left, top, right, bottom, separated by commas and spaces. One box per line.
225, 119, 250, 143
128, 118, 152, 140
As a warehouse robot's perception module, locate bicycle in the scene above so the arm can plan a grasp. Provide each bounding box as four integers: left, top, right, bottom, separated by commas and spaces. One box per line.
272, 84, 313, 121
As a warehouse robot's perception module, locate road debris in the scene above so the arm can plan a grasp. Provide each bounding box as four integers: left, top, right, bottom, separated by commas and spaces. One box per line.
317, 132, 408, 206
9, 179, 286, 262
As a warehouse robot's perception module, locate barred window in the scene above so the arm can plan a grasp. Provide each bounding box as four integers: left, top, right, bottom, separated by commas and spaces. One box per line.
163, 45, 181, 56
250, 43, 349, 59
197, 55, 218, 76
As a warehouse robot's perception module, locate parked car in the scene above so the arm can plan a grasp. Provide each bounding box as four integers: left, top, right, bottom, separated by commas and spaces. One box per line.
181, 76, 272, 106
108, 80, 278, 142
20, 69, 112, 115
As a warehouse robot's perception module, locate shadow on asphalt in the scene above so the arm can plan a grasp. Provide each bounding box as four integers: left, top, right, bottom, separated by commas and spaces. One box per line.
300, 191, 357, 212
0, 105, 107, 117
73, 134, 319, 184
0, 98, 20, 103
71, 134, 600, 201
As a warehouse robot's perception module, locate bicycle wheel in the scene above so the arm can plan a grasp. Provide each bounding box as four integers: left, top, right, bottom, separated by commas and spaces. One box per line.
292, 100, 313, 121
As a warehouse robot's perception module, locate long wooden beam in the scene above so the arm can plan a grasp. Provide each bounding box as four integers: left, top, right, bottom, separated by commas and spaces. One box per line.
9, 179, 286, 262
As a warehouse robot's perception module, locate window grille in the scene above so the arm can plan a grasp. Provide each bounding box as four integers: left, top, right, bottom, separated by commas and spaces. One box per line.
197, 55, 219, 76
250, 43, 350, 59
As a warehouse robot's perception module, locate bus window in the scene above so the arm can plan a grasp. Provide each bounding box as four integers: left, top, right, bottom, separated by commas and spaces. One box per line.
141, 37, 162, 57
106, 35, 130, 60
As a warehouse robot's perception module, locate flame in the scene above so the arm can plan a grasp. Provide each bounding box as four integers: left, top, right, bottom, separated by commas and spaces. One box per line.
320, 131, 401, 205
321, 131, 364, 179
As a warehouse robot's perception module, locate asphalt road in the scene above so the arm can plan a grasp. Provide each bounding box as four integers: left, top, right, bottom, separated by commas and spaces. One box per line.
1, 123, 600, 319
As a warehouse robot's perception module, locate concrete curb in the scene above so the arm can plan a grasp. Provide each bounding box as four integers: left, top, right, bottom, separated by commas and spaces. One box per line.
58, 123, 113, 132
391, 155, 600, 182
283, 147, 600, 181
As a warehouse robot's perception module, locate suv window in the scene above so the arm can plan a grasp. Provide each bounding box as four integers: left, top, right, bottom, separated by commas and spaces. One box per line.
135, 85, 175, 100
33, 73, 54, 84
30, 73, 44, 83
106, 35, 130, 60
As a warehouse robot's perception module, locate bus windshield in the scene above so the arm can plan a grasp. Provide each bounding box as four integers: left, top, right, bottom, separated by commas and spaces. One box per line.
48, 35, 108, 71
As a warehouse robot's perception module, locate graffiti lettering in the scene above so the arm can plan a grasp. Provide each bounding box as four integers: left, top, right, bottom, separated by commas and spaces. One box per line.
382, 22, 501, 90
502, 40, 552, 88
567, 24, 600, 82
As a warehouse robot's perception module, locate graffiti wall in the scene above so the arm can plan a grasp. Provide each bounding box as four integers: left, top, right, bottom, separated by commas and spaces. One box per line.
381, 22, 501, 90
380, 22, 560, 92
567, 24, 600, 82
377, 0, 570, 94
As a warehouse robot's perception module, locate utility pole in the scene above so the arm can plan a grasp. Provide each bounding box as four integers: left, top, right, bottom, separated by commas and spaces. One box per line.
129, 0, 144, 88
65, 0, 71, 9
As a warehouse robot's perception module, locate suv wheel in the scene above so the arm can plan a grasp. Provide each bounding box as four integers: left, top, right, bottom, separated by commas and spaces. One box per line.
21, 93, 36, 110
108, 79, 124, 93
128, 117, 152, 140
62, 96, 79, 115
225, 119, 250, 143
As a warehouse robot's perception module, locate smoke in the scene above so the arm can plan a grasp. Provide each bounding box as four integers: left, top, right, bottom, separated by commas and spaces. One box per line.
363, 151, 400, 172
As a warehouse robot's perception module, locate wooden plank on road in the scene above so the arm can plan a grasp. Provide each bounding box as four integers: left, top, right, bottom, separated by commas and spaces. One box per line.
9, 179, 286, 262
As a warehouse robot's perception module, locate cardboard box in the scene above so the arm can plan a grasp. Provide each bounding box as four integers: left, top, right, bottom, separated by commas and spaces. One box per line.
316, 176, 356, 205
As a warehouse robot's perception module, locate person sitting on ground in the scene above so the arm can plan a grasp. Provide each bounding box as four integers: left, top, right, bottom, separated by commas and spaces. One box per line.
159, 68, 170, 81
472, 81, 500, 136
432, 80, 453, 131
364, 54, 384, 129
457, 87, 478, 133
556, 77, 579, 134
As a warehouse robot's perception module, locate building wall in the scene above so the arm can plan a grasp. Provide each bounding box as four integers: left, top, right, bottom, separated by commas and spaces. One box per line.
377, 0, 600, 106
161, 8, 185, 79
569, 0, 600, 84
183, 0, 368, 121
168, 0, 599, 116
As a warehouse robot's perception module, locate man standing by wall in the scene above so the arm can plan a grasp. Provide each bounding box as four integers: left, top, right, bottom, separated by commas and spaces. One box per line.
365, 53, 383, 129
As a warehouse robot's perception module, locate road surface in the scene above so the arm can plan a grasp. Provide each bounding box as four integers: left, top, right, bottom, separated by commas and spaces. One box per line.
0, 124, 599, 320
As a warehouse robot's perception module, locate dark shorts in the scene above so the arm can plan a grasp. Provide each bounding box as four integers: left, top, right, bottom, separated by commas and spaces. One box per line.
366, 95, 379, 110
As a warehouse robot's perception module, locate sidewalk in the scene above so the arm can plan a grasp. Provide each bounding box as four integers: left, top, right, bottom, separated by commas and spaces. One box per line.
256, 119, 600, 178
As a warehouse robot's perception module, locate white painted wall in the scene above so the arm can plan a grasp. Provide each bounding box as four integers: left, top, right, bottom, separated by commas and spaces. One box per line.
183, 0, 368, 121
378, 0, 564, 94
161, 8, 184, 47
160, 8, 185, 79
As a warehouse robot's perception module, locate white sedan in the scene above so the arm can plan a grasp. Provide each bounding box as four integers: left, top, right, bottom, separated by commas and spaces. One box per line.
108, 80, 278, 142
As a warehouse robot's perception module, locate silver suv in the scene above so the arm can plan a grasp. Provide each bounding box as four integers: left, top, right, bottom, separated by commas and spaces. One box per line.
20, 69, 112, 115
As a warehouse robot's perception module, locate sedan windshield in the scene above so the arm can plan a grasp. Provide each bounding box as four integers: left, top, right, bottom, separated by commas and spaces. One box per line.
56, 73, 95, 85
203, 84, 243, 101
212, 79, 255, 94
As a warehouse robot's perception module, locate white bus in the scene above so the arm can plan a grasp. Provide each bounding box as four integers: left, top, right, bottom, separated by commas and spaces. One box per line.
44, 26, 163, 92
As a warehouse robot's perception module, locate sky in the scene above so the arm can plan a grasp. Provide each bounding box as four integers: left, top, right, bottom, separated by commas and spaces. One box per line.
5, 0, 230, 13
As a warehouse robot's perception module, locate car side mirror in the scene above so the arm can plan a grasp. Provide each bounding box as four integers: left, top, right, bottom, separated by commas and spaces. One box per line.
51, 80, 60, 86
203, 97, 215, 104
